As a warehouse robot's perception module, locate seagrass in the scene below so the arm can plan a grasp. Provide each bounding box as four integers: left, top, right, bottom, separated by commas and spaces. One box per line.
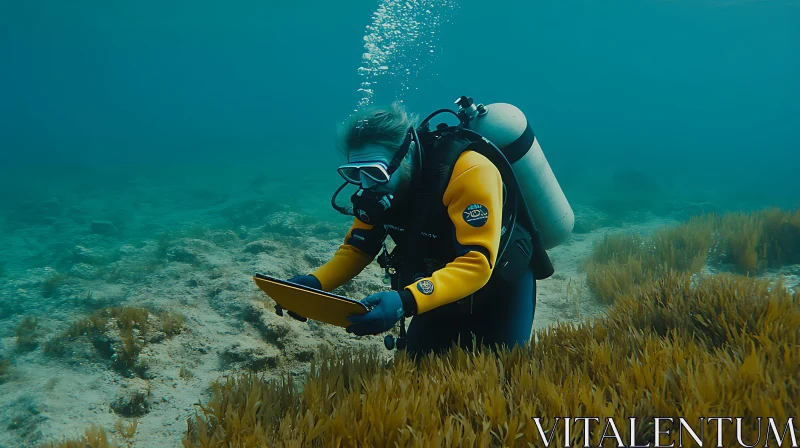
180, 272, 798, 447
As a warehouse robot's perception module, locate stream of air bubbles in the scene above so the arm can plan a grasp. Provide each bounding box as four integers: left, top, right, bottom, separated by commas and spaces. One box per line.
353, 0, 459, 114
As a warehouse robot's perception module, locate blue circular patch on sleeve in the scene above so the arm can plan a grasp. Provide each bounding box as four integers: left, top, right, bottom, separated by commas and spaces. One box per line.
463, 204, 489, 227
417, 280, 434, 295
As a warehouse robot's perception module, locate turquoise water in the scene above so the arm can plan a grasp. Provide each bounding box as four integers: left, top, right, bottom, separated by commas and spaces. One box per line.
0, 0, 797, 445
2, 1, 796, 179
1, 0, 797, 270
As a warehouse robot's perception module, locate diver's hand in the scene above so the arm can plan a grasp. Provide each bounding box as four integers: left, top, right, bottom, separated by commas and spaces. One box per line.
346, 291, 404, 336
287, 274, 321, 289
274, 274, 322, 322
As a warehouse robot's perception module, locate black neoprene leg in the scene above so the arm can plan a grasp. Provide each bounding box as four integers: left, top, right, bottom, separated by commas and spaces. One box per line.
468, 267, 536, 351
403, 267, 536, 360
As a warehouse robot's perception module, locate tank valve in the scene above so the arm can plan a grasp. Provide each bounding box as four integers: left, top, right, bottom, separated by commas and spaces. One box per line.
455, 95, 480, 121
455, 95, 473, 109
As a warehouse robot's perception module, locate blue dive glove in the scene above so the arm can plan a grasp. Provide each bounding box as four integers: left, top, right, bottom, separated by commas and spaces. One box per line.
346, 291, 405, 336
274, 274, 322, 322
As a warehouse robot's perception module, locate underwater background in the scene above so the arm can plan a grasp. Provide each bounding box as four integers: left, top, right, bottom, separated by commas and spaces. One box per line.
0, 0, 798, 446
2, 0, 798, 213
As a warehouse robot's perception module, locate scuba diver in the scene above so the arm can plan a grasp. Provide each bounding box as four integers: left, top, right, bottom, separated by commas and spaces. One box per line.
275, 96, 574, 358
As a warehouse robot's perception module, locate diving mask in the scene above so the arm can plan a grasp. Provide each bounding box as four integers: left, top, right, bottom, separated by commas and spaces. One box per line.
337, 161, 391, 186
337, 129, 414, 187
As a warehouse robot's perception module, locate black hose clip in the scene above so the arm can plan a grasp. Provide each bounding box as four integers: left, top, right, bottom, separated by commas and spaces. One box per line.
383, 318, 407, 351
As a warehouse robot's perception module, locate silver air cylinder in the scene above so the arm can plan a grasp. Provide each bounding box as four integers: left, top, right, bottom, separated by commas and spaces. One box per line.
460, 99, 574, 249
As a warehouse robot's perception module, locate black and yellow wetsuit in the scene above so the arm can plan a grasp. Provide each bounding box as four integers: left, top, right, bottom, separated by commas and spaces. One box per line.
311, 148, 538, 355
313, 150, 502, 313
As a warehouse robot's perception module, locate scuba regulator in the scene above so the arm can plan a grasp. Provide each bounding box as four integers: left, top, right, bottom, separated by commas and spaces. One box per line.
331, 126, 422, 226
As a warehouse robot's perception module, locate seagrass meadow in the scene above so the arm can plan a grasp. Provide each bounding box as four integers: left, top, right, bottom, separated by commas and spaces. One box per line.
585, 208, 800, 303
37, 208, 800, 447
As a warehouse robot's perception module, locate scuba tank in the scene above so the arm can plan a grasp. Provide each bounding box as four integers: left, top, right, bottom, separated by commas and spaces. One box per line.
454, 96, 574, 249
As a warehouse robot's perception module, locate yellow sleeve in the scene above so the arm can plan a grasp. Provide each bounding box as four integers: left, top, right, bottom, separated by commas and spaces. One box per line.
404, 151, 503, 314
311, 218, 385, 292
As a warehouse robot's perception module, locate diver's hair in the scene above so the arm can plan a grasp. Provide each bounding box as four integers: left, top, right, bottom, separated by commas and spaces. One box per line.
336, 101, 419, 156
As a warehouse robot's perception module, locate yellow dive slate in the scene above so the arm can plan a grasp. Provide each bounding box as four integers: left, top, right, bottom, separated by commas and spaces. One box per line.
253, 273, 369, 328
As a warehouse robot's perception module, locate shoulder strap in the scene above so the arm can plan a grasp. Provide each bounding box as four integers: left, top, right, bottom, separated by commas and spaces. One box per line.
400, 132, 473, 282
465, 137, 554, 279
